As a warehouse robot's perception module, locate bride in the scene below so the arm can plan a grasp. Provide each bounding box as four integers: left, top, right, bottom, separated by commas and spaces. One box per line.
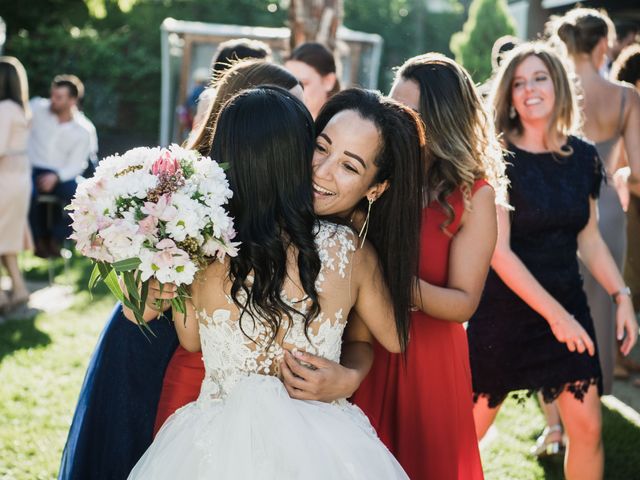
125, 86, 409, 479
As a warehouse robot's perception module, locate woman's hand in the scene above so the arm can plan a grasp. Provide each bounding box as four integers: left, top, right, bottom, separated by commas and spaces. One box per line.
616, 296, 638, 356
281, 350, 361, 402
145, 279, 178, 312
548, 310, 596, 356
121, 278, 178, 324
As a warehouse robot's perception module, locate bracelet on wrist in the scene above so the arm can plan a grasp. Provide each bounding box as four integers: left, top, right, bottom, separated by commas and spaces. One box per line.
611, 286, 631, 304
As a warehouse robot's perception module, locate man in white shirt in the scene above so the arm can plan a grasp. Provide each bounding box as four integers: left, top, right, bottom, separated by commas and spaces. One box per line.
28, 74, 96, 257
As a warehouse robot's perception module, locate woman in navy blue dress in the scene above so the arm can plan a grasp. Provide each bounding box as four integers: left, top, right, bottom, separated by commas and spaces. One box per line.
58, 305, 177, 479
468, 43, 638, 480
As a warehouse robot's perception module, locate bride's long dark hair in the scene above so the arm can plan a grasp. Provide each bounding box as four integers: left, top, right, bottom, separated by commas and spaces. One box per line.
210, 86, 320, 345
315, 89, 426, 351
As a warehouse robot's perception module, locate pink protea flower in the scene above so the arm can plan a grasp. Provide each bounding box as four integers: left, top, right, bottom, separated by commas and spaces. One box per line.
152, 150, 181, 176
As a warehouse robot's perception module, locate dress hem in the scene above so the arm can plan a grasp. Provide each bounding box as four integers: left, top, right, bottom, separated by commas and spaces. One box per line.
473, 376, 601, 408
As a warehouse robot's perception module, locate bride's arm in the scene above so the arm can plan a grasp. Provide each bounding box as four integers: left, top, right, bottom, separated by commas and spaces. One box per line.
173, 277, 201, 353
172, 298, 200, 352
121, 277, 201, 351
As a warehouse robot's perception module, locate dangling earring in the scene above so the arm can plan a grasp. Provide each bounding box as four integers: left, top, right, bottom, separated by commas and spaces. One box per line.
509, 105, 517, 119
358, 197, 374, 247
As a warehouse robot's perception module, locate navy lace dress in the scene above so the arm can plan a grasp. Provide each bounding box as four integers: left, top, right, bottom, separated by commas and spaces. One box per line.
468, 136, 604, 408
58, 304, 178, 479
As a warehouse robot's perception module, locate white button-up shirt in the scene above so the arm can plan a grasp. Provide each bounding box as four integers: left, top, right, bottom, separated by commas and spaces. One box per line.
27, 98, 95, 182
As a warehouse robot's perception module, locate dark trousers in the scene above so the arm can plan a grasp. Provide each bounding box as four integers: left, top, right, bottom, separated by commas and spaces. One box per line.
29, 167, 78, 243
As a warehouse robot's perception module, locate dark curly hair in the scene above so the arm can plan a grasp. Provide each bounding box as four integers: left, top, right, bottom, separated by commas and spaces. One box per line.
210, 86, 320, 346
612, 44, 640, 85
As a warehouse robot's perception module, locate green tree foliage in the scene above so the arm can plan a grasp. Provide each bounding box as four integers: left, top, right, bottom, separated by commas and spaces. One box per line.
3, 0, 464, 141
450, 0, 516, 83
4, 0, 285, 137
345, 0, 464, 89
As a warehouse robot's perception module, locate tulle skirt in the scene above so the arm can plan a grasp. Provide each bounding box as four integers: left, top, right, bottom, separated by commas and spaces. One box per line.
129, 374, 408, 479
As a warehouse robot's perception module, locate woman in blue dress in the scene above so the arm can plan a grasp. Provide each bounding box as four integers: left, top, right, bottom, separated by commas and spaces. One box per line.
58, 305, 177, 479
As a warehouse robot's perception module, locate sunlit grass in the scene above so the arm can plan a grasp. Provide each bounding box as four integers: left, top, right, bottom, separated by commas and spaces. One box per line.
1, 254, 639, 479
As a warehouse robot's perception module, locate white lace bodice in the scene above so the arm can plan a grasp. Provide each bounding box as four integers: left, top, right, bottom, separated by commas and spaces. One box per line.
196, 222, 357, 404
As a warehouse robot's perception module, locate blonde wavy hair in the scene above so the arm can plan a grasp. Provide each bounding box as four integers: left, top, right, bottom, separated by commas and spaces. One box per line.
394, 53, 509, 226
489, 42, 581, 155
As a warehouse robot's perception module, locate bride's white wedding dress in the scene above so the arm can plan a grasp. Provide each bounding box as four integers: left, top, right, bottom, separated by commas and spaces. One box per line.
128, 222, 408, 479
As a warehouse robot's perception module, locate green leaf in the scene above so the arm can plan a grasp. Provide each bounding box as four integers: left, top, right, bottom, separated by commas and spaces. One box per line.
103, 268, 124, 302
97, 262, 112, 279
171, 296, 186, 314
112, 257, 142, 272
140, 277, 149, 314
122, 271, 140, 302
88, 263, 102, 292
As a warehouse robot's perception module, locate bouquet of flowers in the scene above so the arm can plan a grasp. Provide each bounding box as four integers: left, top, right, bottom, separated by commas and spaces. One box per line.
68, 145, 238, 333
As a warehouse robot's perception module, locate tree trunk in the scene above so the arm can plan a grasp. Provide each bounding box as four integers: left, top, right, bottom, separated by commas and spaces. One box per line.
289, 0, 343, 51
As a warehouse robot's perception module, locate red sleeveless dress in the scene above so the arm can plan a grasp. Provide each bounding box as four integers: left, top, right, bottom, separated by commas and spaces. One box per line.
351, 180, 487, 480
153, 346, 204, 435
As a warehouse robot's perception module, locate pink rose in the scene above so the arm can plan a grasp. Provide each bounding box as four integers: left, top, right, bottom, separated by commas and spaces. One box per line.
151, 150, 181, 176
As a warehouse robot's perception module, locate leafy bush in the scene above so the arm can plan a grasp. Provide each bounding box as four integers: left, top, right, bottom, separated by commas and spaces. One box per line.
345, 0, 464, 90
7, 23, 159, 132
4, 0, 286, 138
450, 0, 516, 83
4, 0, 464, 140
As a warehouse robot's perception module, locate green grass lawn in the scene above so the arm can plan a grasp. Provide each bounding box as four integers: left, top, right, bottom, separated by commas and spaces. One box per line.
1, 255, 640, 479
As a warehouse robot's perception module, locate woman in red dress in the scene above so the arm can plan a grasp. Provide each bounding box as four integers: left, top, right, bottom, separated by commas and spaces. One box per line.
350, 53, 508, 480
153, 64, 426, 434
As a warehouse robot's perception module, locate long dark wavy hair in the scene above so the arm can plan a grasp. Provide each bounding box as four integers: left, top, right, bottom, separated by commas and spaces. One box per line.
315, 88, 425, 350
209, 86, 321, 346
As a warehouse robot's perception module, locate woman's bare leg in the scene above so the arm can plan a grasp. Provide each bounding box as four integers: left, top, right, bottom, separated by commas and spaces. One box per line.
472, 395, 502, 441
1, 255, 29, 301
537, 395, 563, 444
556, 384, 603, 480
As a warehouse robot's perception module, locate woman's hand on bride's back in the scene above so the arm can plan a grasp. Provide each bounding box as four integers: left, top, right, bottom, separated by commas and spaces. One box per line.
281, 350, 361, 402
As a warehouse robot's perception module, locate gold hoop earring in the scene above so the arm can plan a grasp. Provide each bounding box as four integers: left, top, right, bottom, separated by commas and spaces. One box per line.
359, 197, 374, 247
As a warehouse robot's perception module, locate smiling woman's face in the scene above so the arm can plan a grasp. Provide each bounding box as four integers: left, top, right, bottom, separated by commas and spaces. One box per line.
312, 109, 382, 218
511, 54, 555, 125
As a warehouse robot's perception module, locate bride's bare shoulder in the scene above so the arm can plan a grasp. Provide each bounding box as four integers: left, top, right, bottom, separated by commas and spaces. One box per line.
192, 259, 229, 291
